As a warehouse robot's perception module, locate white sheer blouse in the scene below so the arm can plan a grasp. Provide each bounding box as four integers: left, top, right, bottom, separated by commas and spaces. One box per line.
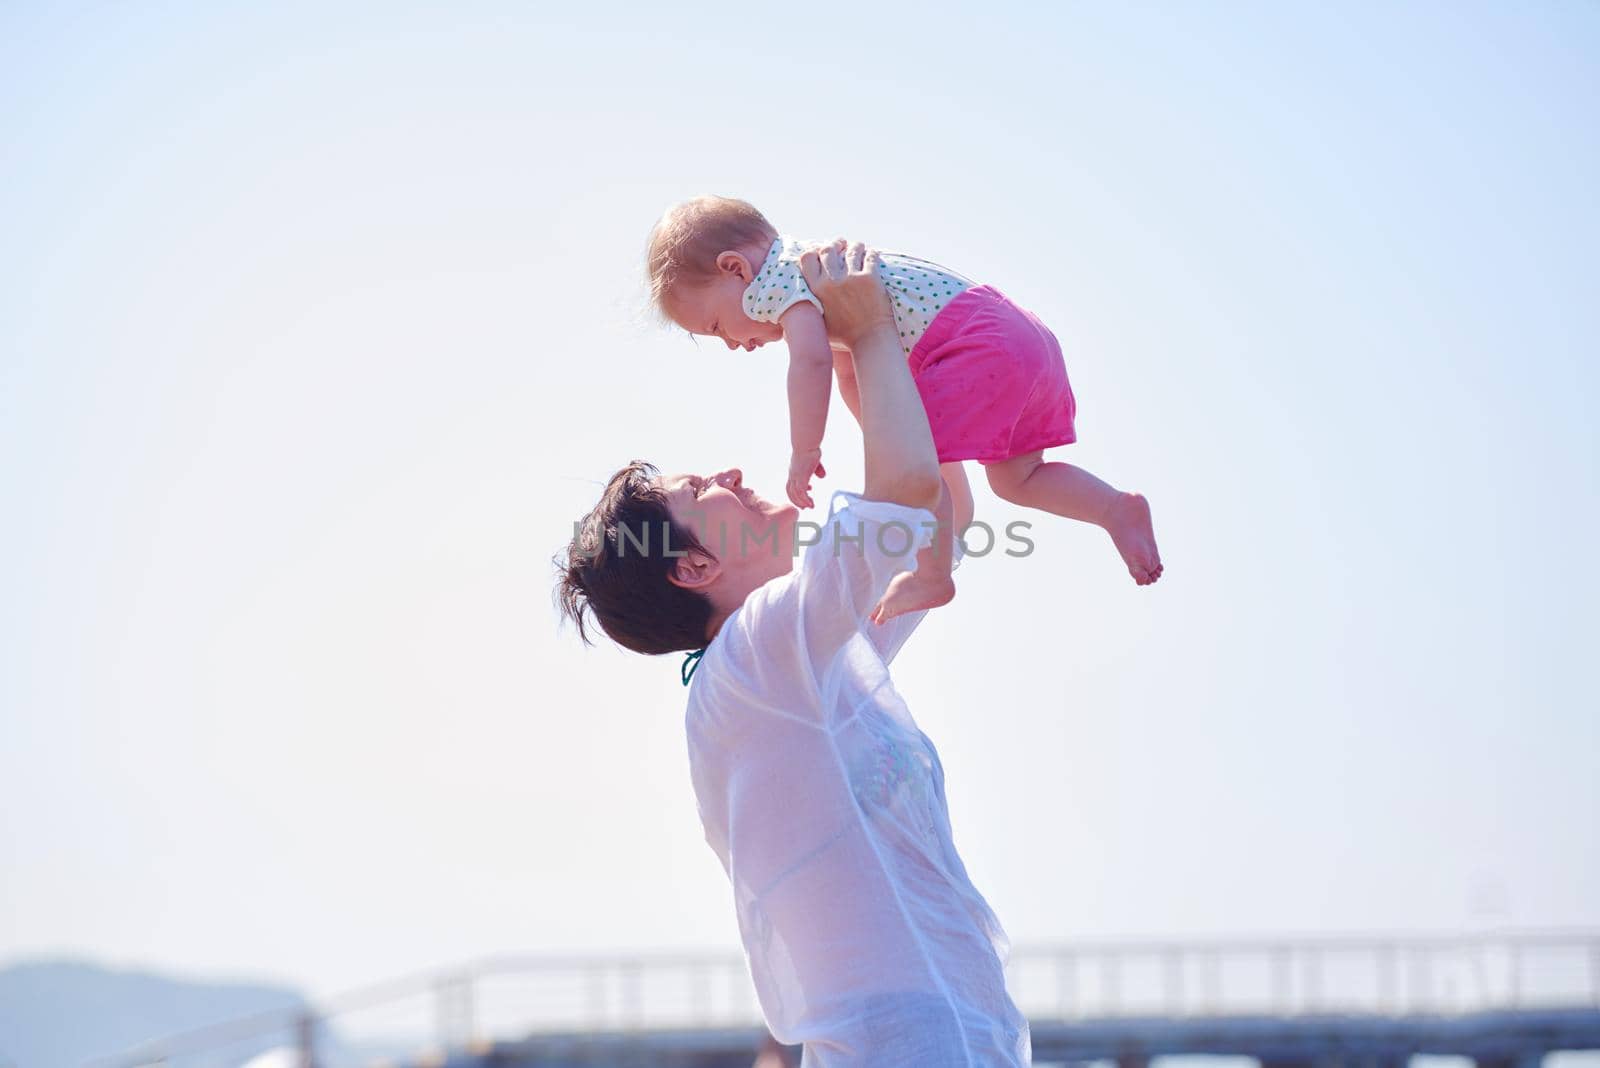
684, 492, 1031, 1067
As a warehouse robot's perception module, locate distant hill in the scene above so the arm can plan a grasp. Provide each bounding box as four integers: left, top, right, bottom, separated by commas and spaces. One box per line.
0, 959, 353, 1068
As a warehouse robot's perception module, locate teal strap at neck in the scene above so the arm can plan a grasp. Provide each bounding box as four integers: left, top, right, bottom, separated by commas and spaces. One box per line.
681, 648, 705, 686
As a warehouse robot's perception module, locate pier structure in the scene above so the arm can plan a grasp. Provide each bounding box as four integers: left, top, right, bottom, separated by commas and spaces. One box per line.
99, 931, 1600, 1068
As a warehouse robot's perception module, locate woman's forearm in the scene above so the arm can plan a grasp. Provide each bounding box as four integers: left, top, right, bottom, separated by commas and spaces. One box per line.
800, 241, 941, 512
851, 322, 941, 511
832, 348, 863, 425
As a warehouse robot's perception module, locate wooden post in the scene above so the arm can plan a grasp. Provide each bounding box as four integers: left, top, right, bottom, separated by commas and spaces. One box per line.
295, 1013, 317, 1068
1055, 950, 1075, 1019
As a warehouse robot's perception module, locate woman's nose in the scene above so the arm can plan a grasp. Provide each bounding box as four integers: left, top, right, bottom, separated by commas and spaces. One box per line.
716, 468, 742, 488
723, 338, 739, 351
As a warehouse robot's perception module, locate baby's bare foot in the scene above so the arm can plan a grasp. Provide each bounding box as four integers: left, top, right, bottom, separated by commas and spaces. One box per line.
1104, 492, 1163, 585
870, 569, 956, 625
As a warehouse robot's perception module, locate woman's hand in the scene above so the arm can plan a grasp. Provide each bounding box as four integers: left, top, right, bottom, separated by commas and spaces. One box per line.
798, 239, 896, 352
787, 447, 826, 510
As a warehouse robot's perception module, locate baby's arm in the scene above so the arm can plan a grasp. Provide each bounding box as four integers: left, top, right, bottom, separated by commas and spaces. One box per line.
782, 302, 835, 509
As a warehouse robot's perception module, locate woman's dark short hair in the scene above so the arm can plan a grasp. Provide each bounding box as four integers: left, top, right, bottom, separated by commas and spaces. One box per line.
556, 461, 713, 655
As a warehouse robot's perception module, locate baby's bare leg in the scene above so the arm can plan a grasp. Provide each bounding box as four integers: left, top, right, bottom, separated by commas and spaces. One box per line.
942, 460, 974, 533
871, 476, 957, 624
986, 450, 1163, 585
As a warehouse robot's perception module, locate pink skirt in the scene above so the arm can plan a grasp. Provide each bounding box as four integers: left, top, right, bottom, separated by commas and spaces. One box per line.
907, 285, 1077, 465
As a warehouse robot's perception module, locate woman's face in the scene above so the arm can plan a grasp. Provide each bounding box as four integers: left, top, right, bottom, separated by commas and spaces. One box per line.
660, 467, 798, 595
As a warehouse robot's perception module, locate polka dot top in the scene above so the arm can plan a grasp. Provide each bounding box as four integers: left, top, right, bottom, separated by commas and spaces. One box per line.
742, 236, 975, 356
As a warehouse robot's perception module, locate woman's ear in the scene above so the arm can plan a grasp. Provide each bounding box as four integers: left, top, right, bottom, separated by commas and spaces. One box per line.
715, 251, 753, 283
667, 547, 721, 591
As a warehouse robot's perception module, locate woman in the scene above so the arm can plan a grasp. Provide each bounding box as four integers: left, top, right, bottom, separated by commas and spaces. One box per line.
557, 242, 1031, 1066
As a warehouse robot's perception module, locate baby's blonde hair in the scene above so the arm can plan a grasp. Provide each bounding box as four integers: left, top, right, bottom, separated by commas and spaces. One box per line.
646, 195, 778, 314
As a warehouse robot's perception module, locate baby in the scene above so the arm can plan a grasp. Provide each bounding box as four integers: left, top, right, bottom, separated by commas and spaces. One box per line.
647, 195, 1162, 622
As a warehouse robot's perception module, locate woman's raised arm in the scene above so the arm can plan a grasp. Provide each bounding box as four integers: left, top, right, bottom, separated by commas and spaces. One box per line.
798, 241, 941, 513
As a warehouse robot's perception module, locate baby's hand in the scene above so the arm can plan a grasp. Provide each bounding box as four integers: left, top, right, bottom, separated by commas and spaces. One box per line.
787, 448, 826, 509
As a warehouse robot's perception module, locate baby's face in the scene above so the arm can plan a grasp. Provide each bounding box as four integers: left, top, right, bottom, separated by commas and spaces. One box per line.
669, 262, 785, 353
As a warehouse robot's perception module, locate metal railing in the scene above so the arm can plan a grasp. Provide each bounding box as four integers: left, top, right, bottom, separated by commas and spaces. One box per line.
92, 930, 1600, 1068
1004, 930, 1600, 1019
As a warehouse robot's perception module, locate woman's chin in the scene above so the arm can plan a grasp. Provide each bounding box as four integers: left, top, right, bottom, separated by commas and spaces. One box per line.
764, 505, 803, 561
748, 494, 799, 524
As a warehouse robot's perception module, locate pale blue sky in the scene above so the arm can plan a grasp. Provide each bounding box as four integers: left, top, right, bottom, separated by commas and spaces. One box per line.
2, 1, 1596, 1003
